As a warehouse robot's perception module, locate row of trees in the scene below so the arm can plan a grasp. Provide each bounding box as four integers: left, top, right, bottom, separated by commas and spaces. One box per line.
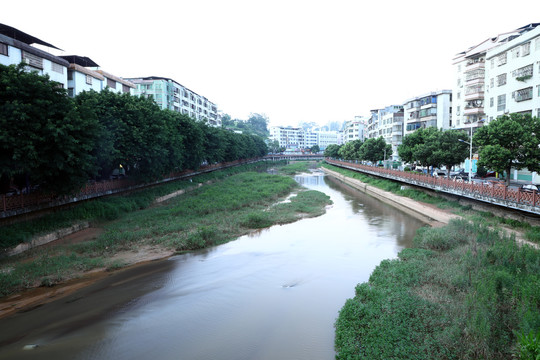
0, 64, 268, 195
324, 137, 392, 164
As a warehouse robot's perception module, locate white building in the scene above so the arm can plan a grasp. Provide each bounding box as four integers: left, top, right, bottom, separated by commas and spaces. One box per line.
128, 76, 220, 126
403, 90, 452, 136
452, 24, 537, 132
343, 117, 367, 143
485, 24, 540, 121
96, 70, 135, 95
377, 105, 404, 161
269, 126, 339, 151
0, 24, 68, 88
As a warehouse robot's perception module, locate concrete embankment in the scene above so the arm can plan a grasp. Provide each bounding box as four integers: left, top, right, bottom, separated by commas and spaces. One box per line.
322, 167, 461, 227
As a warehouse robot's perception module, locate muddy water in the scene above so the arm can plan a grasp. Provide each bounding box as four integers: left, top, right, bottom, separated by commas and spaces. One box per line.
0, 172, 425, 360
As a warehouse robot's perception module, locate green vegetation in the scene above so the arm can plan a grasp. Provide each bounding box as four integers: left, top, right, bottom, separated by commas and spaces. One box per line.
0, 162, 280, 250
475, 113, 540, 186
0, 63, 267, 195
0, 166, 331, 296
335, 219, 540, 360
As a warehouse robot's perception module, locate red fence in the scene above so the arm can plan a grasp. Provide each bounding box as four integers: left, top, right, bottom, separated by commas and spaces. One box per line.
326, 159, 540, 213
1, 159, 258, 218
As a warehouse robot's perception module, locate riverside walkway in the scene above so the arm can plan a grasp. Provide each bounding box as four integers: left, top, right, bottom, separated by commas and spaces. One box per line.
326, 159, 540, 215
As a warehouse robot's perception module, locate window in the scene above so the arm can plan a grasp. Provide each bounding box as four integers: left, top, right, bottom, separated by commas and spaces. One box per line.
513, 87, 533, 102
457, 106, 460, 116
523, 42, 531, 56
68, 88, 74, 97
512, 64, 533, 78
497, 94, 506, 111
22, 51, 43, 69
490, 58, 495, 69
107, 78, 116, 89
497, 52, 507, 66
67, 70, 73, 80
51, 62, 64, 74
536, 37, 540, 51
490, 97, 494, 107
0, 42, 7, 56
497, 73, 507, 86
86, 74, 92, 85
122, 84, 130, 93
511, 47, 520, 58
490, 78, 494, 88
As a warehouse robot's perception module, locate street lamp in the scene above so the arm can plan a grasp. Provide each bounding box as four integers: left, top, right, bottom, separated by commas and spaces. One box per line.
458, 135, 473, 182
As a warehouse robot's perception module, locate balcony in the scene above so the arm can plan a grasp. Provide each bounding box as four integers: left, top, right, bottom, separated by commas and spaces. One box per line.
465, 59, 485, 71
464, 107, 484, 115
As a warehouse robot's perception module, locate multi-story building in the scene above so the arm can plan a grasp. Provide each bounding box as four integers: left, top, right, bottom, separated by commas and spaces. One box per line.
60, 55, 135, 97
0, 23, 68, 88
128, 76, 220, 127
269, 126, 339, 151
485, 24, 540, 121
269, 126, 305, 150
378, 105, 404, 161
452, 24, 538, 132
403, 90, 452, 136
343, 116, 367, 143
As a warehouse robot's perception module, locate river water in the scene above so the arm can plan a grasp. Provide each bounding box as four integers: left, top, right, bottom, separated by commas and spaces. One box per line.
0, 171, 425, 360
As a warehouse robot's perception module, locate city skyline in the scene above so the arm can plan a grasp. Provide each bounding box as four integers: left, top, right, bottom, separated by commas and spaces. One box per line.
2, 0, 539, 127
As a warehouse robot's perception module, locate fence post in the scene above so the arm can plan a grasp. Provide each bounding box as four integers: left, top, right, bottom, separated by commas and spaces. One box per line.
534, 190, 537, 207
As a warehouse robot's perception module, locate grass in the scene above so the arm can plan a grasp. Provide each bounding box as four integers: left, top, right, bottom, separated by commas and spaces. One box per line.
279, 161, 321, 175
335, 219, 540, 359
0, 168, 331, 296
0, 161, 277, 250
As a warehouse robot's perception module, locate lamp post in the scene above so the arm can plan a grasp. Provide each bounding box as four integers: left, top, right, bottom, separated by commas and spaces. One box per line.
458, 130, 473, 182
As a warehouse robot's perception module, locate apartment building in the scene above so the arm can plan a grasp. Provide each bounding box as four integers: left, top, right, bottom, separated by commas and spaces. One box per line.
269, 126, 340, 151
343, 116, 367, 143
403, 90, 452, 136
59, 55, 135, 97
485, 24, 540, 121
377, 105, 404, 161
0, 23, 68, 88
452, 24, 539, 132
128, 76, 220, 127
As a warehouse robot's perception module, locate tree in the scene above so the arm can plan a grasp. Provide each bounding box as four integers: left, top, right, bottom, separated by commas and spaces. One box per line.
310, 145, 320, 154
398, 127, 439, 170
268, 139, 281, 154
324, 144, 341, 158
0, 64, 100, 194
430, 129, 469, 178
474, 114, 540, 185
338, 140, 363, 160
360, 137, 392, 163
247, 113, 269, 138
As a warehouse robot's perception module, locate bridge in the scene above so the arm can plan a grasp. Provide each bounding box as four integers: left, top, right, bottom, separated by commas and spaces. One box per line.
263, 154, 325, 161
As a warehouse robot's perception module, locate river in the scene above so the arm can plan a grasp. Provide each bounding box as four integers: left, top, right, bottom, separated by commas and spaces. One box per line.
0, 171, 425, 360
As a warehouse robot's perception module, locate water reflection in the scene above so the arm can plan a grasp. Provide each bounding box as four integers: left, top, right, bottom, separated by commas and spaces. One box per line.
0, 171, 426, 360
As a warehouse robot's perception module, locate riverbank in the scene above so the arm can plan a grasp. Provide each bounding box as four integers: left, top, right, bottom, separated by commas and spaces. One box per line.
0, 167, 331, 318
330, 165, 540, 359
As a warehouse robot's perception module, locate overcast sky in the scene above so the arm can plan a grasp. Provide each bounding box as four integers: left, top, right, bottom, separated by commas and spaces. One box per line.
2, 1, 539, 127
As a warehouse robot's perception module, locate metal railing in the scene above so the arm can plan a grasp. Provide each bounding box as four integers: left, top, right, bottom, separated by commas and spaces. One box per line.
326, 159, 540, 214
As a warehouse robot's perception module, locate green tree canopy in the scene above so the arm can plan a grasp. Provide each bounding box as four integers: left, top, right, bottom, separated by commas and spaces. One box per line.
0, 64, 99, 194
338, 140, 363, 160
360, 137, 392, 163
398, 127, 439, 169
310, 145, 320, 154
474, 114, 540, 185
430, 129, 469, 178
324, 144, 341, 158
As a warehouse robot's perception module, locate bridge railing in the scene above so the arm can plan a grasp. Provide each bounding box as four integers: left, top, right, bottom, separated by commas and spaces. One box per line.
326, 158, 540, 214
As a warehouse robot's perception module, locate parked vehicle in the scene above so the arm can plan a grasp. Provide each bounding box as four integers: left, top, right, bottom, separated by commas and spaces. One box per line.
520, 184, 540, 192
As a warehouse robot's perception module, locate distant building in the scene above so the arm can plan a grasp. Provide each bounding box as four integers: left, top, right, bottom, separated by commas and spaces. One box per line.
269, 126, 339, 151
485, 24, 540, 121
0, 23, 68, 88
371, 105, 404, 161
128, 76, 220, 126
403, 90, 452, 136
343, 116, 367, 143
